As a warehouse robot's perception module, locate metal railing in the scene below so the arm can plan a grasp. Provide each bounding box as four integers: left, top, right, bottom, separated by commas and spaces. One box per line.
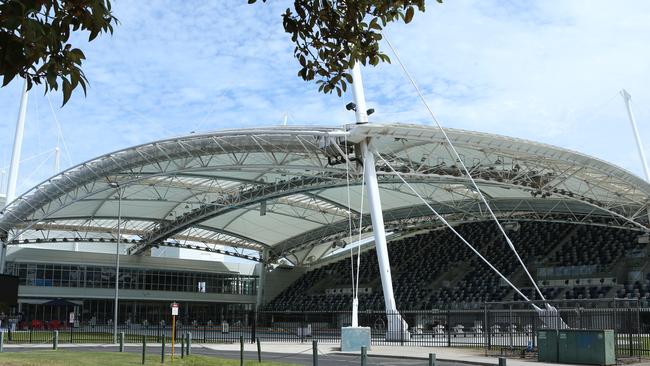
3, 299, 649, 359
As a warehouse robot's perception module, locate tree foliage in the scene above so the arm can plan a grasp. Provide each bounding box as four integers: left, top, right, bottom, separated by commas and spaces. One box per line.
249, 0, 440, 96
0, 0, 118, 105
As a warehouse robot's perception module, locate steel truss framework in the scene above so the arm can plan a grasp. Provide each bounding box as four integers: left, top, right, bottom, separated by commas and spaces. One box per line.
0, 124, 648, 265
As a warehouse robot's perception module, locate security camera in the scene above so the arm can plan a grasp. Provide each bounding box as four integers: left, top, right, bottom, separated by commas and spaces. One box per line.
346, 102, 357, 111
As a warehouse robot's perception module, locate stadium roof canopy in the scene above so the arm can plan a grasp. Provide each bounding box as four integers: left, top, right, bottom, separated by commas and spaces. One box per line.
1, 123, 649, 264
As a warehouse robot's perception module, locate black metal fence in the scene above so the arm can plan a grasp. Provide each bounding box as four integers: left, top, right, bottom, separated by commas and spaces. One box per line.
4, 299, 649, 359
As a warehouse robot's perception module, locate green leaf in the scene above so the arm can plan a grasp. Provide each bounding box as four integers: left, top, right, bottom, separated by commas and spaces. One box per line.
405, 7, 415, 23
61, 78, 72, 106
2, 72, 18, 87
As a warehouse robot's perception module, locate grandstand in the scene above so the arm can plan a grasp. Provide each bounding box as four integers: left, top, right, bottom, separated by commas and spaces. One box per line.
0, 123, 648, 354
265, 221, 649, 312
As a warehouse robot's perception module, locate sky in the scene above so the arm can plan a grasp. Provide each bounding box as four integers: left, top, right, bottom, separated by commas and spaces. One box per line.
1, 0, 650, 198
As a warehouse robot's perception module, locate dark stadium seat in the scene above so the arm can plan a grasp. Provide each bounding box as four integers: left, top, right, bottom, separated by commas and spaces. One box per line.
263, 221, 648, 312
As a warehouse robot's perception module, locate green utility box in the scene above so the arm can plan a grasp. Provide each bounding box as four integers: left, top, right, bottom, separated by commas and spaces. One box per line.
537, 330, 559, 362
557, 329, 615, 365
538, 329, 615, 365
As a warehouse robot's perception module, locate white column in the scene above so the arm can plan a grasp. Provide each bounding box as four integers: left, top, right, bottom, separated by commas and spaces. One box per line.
0, 170, 6, 194
54, 146, 61, 175
350, 64, 408, 339
0, 237, 6, 274
621, 89, 650, 181
351, 65, 369, 124
361, 142, 397, 312
256, 249, 268, 309
6, 80, 29, 206
113, 186, 122, 344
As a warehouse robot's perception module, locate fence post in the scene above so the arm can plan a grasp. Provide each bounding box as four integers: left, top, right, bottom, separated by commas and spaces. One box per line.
251, 310, 256, 344
141, 335, 146, 365
181, 333, 185, 358
628, 308, 633, 357
53, 330, 59, 350
509, 305, 514, 349
187, 332, 192, 355
301, 314, 305, 343
0, 330, 4, 353
29, 328, 33, 343
312, 339, 318, 366
161, 333, 166, 363
429, 353, 436, 366
119, 332, 124, 352
498, 357, 507, 366
577, 307, 582, 329
240, 335, 244, 366
257, 337, 261, 363
446, 309, 451, 347
531, 310, 537, 349
485, 305, 491, 353
400, 312, 404, 346
361, 346, 367, 366
636, 300, 641, 360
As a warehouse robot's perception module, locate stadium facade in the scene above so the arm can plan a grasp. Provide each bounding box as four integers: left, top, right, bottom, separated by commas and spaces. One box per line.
0, 123, 649, 326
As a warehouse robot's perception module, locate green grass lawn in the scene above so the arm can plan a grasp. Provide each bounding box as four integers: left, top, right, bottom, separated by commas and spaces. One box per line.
0, 350, 298, 366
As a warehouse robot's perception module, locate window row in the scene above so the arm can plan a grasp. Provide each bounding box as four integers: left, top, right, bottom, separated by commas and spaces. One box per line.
6, 262, 257, 295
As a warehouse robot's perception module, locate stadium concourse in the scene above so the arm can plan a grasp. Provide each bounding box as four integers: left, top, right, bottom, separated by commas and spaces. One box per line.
0, 123, 649, 355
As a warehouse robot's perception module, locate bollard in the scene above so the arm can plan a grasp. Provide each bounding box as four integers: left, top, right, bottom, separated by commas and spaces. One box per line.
186, 332, 192, 356
53, 330, 59, 350
499, 357, 507, 366
360, 346, 367, 366
119, 332, 125, 352
181, 334, 185, 358
0, 330, 4, 353
240, 335, 244, 366
256, 337, 261, 363
312, 339, 318, 366
429, 353, 436, 366
141, 335, 146, 365
161, 334, 166, 363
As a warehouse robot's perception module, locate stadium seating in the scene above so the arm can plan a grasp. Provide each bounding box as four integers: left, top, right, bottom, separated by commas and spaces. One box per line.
264, 221, 648, 311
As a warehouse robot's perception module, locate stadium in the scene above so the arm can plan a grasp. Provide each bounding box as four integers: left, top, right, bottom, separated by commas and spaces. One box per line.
0, 122, 649, 359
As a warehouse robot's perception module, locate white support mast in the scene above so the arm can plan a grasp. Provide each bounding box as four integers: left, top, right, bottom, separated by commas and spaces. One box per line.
54, 146, 61, 175
6, 79, 29, 206
350, 64, 409, 340
621, 89, 650, 182
0, 170, 5, 196
1, 79, 29, 274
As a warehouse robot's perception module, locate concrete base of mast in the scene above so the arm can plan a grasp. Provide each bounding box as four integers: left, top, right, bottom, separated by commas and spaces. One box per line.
341, 326, 371, 352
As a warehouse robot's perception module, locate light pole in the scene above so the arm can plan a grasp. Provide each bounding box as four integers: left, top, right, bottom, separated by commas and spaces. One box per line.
109, 182, 122, 344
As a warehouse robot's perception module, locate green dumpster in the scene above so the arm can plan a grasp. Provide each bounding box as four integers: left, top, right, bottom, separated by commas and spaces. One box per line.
537, 330, 559, 362
558, 329, 615, 366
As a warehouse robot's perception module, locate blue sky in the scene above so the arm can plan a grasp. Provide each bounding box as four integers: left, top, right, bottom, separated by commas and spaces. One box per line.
1, 0, 650, 197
